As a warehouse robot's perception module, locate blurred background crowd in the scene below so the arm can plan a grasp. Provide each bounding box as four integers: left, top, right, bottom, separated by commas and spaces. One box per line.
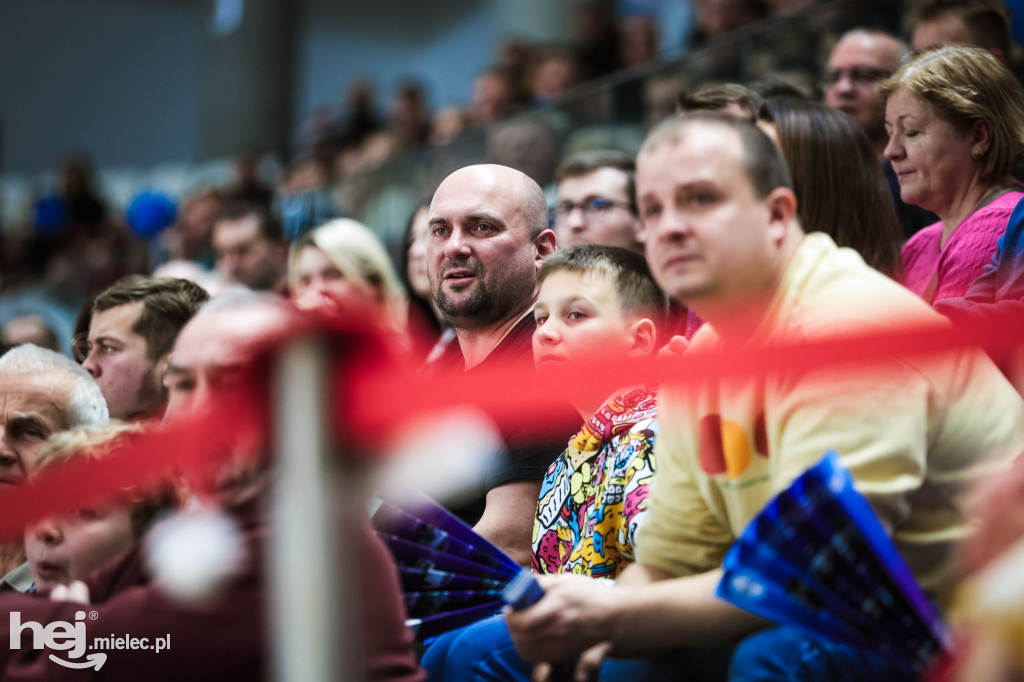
5, 0, 1004, 353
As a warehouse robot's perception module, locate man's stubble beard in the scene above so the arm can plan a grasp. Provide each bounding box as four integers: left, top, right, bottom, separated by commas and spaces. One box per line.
433, 266, 534, 331
435, 278, 503, 328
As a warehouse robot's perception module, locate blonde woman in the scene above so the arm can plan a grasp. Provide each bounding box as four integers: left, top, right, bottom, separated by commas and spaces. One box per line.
288, 218, 408, 339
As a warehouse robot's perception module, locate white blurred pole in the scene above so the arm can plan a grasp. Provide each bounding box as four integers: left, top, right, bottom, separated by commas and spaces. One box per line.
270, 338, 358, 681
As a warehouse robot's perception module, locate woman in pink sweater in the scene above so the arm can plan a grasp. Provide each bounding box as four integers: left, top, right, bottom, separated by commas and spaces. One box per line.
880, 46, 1024, 303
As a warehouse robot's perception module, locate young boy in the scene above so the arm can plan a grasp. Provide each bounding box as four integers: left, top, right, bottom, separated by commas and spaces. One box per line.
531, 245, 665, 579
24, 422, 181, 593
422, 244, 667, 680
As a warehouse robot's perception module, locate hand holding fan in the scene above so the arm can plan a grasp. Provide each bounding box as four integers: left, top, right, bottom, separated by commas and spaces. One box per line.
716, 451, 955, 673
371, 495, 544, 641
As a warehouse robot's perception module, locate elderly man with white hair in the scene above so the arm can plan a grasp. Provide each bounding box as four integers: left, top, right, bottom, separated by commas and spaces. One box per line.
0, 344, 108, 588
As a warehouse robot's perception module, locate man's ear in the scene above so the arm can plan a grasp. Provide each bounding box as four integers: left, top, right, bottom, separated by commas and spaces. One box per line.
627, 318, 657, 357
156, 351, 172, 392
534, 229, 558, 268
766, 187, 797, 243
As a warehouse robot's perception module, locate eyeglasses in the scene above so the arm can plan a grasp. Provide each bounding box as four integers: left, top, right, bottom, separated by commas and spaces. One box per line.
552, 197, 633, 224
72, 333, 91, 363
820, 66, 891, 89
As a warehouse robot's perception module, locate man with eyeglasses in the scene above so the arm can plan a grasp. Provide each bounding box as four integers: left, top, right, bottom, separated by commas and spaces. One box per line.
823, 29, 937, 238
823, 29, 907, 163
552, 150, 645, 255
77, 276, 208, 420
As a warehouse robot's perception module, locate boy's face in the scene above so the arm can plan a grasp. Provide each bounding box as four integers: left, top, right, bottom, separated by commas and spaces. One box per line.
533, 270, 640, 369
25, 502, 135, 592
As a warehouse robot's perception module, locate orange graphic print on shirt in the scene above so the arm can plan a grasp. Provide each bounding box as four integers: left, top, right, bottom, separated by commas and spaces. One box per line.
699, 412, 769, 479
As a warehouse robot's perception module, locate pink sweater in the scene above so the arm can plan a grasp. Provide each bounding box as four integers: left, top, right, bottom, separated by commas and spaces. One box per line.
902, 190, 1024, 304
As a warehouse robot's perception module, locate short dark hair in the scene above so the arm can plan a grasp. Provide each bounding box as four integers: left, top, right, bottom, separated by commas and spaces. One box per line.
217, 199, 284, 243
679, 83, 765, 123
913, 0, 1012, 57
538, 245, 668, 329
747, 77, 809, 101
554, 150, 637, 214
92, 276, 210, 361
640, 113, 792, 199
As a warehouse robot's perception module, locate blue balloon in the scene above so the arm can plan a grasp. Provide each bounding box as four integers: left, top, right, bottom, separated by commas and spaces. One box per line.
32, 195, 68, 235
126, 190, 177, 238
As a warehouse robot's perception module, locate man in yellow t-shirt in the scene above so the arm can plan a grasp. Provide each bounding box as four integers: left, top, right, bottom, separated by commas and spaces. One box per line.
506, 113, 1024, 682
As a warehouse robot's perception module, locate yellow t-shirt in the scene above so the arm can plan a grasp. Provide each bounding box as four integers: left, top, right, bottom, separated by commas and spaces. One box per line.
636, 233, 1024, 607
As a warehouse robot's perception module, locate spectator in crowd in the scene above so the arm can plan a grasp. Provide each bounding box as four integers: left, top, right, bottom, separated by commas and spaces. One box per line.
823, 28, 936, 238
882, 46, 1024, 304
761, 97, 903, 275
426, 163, 576, 565
471, 68, 517, 127
530, 46, 580, 106
0, 344, 108, 583
0, 294, 424, 681
552, 150, 645, 254
422, 245, 666, 681
691, 0, 769, 46
911, 0, 1014, 64
288, 218, 408, 339
275, 155, 338, 241
389, 81, 432, 148
571, 0, 621, 80
77, 276, 209, 421
430, 106, 468, 148
822, 29, 905, 162
620, 15, 660, 69
505, 114, 1024, 681
679, 82, 765, 121
212, 200, 288, 293
531, 246, 665, 578
223, 150, 274, 208
330, 78, 383, 150
486, 118, 563, 190
24, 422, 182, 593
2, 315, 60, 352
58, 154, 109, 237
400, 201, 448, 357
747, 76, 809, 100
162, 188, 222, 269
496, 37, 536, 107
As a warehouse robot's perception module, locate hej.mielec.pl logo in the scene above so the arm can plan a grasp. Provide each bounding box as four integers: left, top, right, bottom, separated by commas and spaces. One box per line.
10, 610, 172, 670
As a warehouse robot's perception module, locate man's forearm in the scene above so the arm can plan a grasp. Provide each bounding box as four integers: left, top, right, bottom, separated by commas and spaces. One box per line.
606, 564, 767, 657
473, 480, 542, 567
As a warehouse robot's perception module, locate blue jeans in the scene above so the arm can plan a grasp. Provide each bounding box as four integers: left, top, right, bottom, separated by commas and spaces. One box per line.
421, 615, 531, 682
729, 626, 918, 682
421, 614, 733, 682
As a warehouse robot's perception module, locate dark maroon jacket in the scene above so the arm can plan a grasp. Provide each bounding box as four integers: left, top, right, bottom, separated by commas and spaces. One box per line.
0, 503, 424, 681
